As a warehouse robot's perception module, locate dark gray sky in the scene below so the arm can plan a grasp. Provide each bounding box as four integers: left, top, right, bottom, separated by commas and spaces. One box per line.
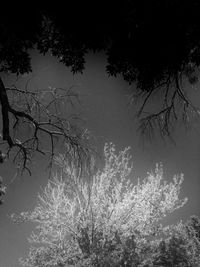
0, 50, 200, 266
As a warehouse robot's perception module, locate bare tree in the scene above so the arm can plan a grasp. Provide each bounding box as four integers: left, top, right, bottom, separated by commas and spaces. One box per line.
0, 77, 93, 176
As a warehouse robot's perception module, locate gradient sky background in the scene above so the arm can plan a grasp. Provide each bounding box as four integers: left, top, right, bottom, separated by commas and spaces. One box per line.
0, 50, 200, 266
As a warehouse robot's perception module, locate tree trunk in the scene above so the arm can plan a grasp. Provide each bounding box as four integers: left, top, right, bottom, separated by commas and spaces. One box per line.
0, 76, 13, 147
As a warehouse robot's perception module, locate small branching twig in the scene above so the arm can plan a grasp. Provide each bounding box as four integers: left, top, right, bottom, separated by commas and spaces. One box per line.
137, 73, 200, 142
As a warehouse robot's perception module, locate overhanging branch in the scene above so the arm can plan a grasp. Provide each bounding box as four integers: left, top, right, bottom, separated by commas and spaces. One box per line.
138, 73, 200, 142
0, 77, 93, 175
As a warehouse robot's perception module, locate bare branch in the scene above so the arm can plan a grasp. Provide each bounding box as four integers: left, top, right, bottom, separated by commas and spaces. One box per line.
0, 77, 93, 176
137, 73, 200, 142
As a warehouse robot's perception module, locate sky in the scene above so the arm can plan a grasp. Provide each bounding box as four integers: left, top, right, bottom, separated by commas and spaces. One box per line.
0, 50, 200, 266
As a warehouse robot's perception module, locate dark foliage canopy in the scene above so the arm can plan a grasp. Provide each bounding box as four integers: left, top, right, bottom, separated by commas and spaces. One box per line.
1, 1, 200, 83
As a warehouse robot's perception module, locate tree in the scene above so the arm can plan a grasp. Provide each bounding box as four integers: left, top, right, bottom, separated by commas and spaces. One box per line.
150, 216, 200, 266
12, 143, 193, 267
45, 0, 200, 141
1, 1, 200, 174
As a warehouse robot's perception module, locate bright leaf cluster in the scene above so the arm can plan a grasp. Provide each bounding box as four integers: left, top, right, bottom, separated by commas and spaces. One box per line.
14, 143, 196, 266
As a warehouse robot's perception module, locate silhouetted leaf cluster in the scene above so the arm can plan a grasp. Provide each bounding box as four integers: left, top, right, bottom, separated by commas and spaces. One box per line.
1, 2, 200, 84
1, 1, 200, 141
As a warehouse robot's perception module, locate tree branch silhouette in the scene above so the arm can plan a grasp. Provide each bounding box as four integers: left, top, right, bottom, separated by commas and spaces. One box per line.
0, 77, 92, 175
137, 73, 200, 141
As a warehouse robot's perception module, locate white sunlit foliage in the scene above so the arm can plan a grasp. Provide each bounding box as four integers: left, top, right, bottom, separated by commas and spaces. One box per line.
15, 143, 188, 266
